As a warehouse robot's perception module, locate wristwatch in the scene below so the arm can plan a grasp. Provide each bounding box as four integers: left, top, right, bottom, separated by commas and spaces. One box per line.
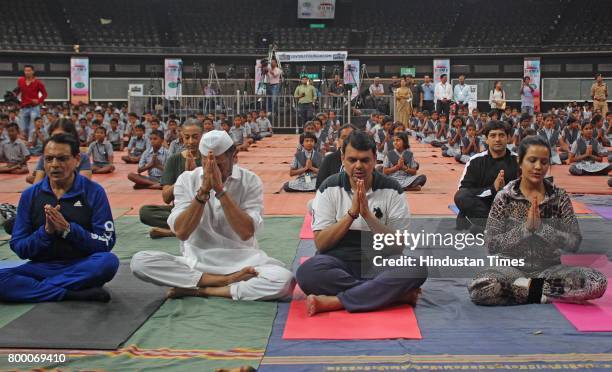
195, 189, 210, 204
215, 189, 227, 200
347, 209, 359, 220
61, 223, 71, 239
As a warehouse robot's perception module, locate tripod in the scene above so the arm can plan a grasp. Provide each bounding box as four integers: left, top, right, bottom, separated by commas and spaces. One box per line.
192, 62, 205, 95
207, 63, 222, 95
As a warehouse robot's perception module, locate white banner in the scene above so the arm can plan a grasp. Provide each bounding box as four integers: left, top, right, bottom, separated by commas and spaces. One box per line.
164, 58, 182, 98
524, 57, 541, 113
343, 60, 360, 100
275, 51, 347, 63
298, 0, 336, 19
433, 59, 450, 84
255, 59, 265, 95
467, 85, 478, 114
70, 57, 89, 105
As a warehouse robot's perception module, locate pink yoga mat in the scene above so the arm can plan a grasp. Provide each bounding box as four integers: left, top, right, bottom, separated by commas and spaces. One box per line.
554, 254, 612, 332
299, 214, 314, 239
282, 257, 422, 340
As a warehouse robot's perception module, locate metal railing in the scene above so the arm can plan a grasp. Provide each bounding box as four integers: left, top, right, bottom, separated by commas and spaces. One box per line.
128, 92, 355, 131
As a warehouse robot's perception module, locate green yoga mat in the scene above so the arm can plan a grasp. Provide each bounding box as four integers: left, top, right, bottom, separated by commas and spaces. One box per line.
0, 216, 301, 372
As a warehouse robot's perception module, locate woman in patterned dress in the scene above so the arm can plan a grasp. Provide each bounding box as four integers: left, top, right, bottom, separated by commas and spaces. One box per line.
469, 136, 607, 306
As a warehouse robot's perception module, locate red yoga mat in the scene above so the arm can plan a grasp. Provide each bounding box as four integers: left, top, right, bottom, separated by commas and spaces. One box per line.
282, 258, 422, 340
299, 213, 314, 239
554, 254, 612, 332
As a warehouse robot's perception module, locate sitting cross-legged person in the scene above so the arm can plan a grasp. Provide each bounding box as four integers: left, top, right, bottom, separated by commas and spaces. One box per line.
127, 130, 169, 189
469, 136, 607, 306
296, 131, 427, 316
130, 130, 294, 301
0, 134, 118, 303
283, 132, 322, 192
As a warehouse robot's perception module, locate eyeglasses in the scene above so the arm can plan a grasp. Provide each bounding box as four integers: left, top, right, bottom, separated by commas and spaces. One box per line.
44, 155, 73, 163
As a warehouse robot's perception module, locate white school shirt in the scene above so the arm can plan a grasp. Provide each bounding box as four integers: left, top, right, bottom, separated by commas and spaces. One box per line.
167, 165, 284, 275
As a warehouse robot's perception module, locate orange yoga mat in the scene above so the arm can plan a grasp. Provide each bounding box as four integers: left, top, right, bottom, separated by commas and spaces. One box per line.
282, 258, 422, 340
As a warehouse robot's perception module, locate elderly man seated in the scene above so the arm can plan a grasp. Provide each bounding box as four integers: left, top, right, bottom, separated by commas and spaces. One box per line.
131, 130, 294, 300
0, 134, 119, 303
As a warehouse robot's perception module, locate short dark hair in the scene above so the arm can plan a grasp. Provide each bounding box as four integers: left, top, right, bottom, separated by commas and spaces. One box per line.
338, 124, 357, 137
45, 133, 79, 156
6, 122, 19, 131
135, 124, 146, 132
49, 118, 78, 138
581, 121, 593, 130
440, 74, 447, 78
342, 131, 376, 156
149, 129, 164, 139
23, 64, 34, 70
591, 114, 603, 125
566, 117, 579, 126
518, 135, 551, 165
300, 132, 318, 144
484, 120, 511, 136
95, 126, 107, 134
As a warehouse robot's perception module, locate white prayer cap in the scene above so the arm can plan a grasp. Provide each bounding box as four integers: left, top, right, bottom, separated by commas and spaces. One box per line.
199, 130, 234, 156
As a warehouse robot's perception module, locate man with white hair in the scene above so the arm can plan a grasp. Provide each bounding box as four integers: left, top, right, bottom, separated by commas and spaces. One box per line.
131, 130, 294, 300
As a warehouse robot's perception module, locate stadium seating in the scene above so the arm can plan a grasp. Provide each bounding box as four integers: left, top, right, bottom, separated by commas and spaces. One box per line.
2, 0, 611, 54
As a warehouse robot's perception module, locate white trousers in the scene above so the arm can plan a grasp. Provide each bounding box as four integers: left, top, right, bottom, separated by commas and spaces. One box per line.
130, 251, 294, 301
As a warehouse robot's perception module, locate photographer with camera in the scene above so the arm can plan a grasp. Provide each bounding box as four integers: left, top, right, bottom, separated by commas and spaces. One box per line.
263, 58, 282, 113
15, 65, 47, 139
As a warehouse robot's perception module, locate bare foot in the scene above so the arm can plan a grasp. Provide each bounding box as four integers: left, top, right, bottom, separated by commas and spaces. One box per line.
167, 287, 205, 299
398, 288, 422, 307
149, 227, 176, 239
226, 266, 258, 285
306, 294, 344, 316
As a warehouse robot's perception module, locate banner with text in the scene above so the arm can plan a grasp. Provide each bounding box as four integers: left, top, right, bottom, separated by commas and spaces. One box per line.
343, 60, 360, 100
523, 57, 541, 113
298, 0, 336, 19
433, 59, 450, 84
468, 85, 478, 114
275, 51, 347, 63
70, 57, 89, 105
164, 58, 182, 98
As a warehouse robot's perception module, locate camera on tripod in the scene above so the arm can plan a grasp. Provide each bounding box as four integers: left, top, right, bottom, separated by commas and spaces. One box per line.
3, 90, 19, 106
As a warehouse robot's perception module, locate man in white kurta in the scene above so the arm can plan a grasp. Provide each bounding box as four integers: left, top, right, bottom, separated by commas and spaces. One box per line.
131, 130, 294, 300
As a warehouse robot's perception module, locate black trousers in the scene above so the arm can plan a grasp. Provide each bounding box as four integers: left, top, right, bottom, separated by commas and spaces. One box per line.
454, 188, 493, 227
436, 100, 451, 116
422, 100, 434, 113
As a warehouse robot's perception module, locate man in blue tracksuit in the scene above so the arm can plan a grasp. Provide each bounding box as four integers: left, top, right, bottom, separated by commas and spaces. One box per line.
0, 133, 119, 303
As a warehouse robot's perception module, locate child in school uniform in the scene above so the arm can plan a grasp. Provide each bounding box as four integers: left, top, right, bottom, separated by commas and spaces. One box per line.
430, 112, 449, 147
283, 132, 322, 192
107, 118, 124, 151
592, 115, 611, 160
568, 121, 612, 176
537, 114, 563, 165
28, 117, 48, 156
88, 126, 115, 174
229, 116, 250, 151
127, 130, 169, 189
0, 123, 30, 174
559, 117, 581, 163
374, 119, 393, 163
457, 123, 482, 164
121, 124, 150, 164
382, 131, 427, 191
442, 116, 465, 158
256, 110, 273, 138
164, 119, 180, 145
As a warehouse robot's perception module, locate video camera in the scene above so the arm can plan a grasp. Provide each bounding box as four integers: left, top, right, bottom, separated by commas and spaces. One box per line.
3, 90, 19, 106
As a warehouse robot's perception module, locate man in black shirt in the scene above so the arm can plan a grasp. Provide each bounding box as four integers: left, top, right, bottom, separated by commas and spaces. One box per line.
315, 124, 357, 190
454, 121, 518, 231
